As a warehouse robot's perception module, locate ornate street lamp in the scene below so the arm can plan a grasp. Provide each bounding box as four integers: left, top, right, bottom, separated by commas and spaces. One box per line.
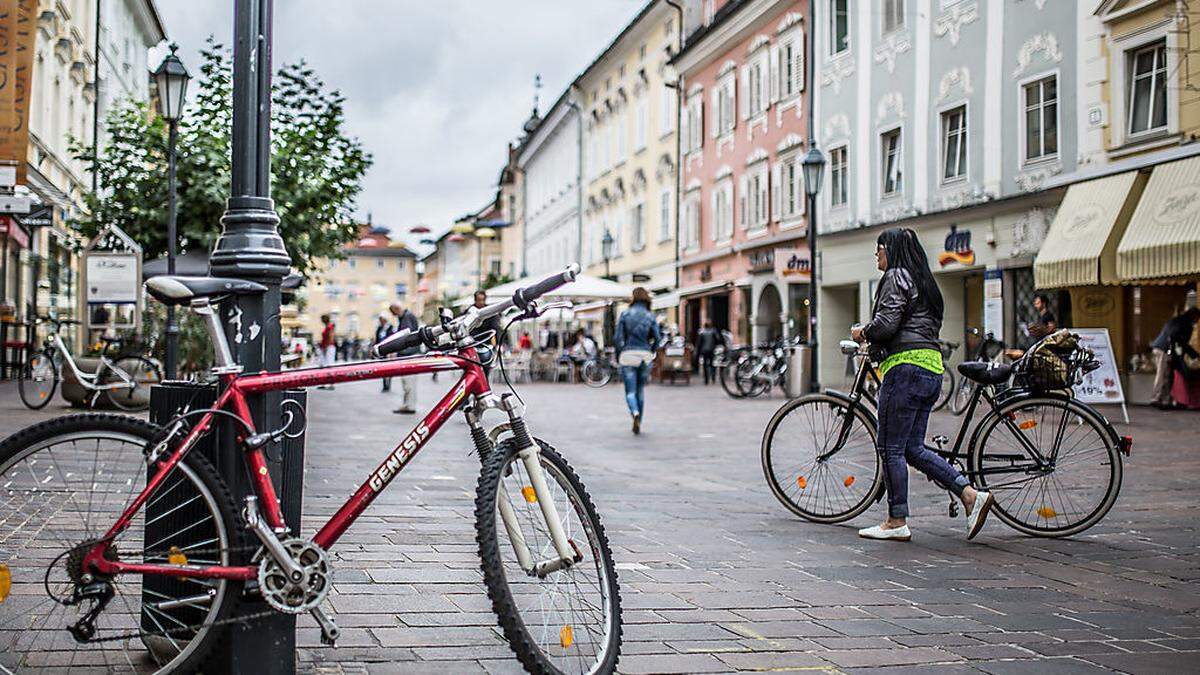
802, 144, 826, 392
152, 44, 191, 379
601, 229, 614, 280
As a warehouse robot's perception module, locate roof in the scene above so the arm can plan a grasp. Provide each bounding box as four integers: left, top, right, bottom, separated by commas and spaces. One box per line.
576, 0, 666, 84
672, 0, 751, 63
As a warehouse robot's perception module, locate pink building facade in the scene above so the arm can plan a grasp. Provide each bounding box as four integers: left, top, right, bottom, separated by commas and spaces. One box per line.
673, 0, 810, 346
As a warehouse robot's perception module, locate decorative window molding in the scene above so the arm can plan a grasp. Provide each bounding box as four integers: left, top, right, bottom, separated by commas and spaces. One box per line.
1014, 161, 1062, 193
874, 32, 911, 74
823, 114, 851, 143
745, 147, 768, 166
687, 83, 703, 97
717, 59, 737, 77
821, 56, 856, 94
875, 91, 906, 126
937, 66, 973, 103
746, 34, 771, 56
1012, 32, 1063, 78
776, 132, 804, 153
714, 164, 733, 181
933, 1, 979, 46
777, 12, 803, 34
685, 178, 702, 191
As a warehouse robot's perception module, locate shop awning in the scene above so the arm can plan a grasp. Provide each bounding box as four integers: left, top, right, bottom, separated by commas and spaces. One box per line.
676, 280, 733, 299
1118, 154, 1200, 282
1034, 171, 1145, 289
650, 291, 679, 311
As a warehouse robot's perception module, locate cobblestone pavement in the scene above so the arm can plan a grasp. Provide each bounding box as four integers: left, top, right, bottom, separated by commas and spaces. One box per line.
1, 376, 1198, 674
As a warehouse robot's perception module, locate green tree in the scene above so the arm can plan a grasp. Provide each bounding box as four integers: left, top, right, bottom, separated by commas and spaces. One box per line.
71, 40, 372, 277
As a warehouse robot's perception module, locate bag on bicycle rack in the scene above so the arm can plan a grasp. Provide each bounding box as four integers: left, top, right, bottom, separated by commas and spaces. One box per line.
1012, 330, 1085, 391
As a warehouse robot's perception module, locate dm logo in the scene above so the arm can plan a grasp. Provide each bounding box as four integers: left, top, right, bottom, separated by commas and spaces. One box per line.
937, 224, 976, 267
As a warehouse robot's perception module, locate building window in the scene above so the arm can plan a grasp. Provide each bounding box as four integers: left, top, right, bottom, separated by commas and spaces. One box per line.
830, 0, 850, 56
685, 94, 704, 153
741, 164, 769, 231
881, 128, 903, 196
348, 258, 357, 269
635, 99, 647, 150
941, 105, 967, 182
1023, 75, 1058, 163
631, 202, 646, 250
779, 32, 804, 100
660, 84, 675, 136
713, 180, 733, 242
394, 283, 407, 297
376, 259, 384, 269
715, 74, 736, 135
659, 189, 672, 242
882, 0, 904, 34
683, 191, 701, 249
830, 145, 848, 207
1128, 41, 1167, 136
779, 154, 803, 219
615, 112, 627, 163
748, 56, 768, 116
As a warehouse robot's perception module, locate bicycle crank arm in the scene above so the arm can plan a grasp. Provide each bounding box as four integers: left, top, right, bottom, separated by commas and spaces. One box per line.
244, 497, 305, 582
310, 605, 340, 646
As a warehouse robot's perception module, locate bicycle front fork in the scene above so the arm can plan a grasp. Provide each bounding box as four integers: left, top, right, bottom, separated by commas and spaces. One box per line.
467, 394, 579, 578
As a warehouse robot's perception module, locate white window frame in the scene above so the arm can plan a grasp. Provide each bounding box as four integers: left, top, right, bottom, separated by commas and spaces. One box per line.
939, 103, 968, 185
660, 83, 675, 137
615, 111, 627, 165
1127, 40, 1168, 138
713, 178, 733, 243
880, 127, 903, 198
882, 0, 904, 36
748, 52, 769, 117
658, 189, 673, 242
745, 161, 770, 231
830, 144, 849, 208
631, 202, 646, 251
683, 189, 702, 251
1018, 70, 1060, 167
778, 152, 804, 221
829, 0, 850, 57
1109, 24, 1179, 150
778, 29, 805, 102
686, 93, 704, 154
715, 71, 736, 136
635, 99, 648, 151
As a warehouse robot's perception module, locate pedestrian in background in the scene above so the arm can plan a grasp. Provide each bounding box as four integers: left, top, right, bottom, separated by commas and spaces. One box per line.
389, 301, 421, 414
318, 314, 337, 390
1150, 306, 1200, 409
852, 227, 993, 541
1028, 293, 1058, 340
469, 290, 501, 374
697, 320, 719, 385
374, 313, 396, 393
615, 287, 661, 435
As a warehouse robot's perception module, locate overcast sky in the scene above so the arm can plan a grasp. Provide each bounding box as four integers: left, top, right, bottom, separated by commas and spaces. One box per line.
153, 1, 645, 247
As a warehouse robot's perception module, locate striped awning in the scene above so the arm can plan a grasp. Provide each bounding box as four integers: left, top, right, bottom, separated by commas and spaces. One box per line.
1118, 155, 1200, 282
1034, 171, 1145, 289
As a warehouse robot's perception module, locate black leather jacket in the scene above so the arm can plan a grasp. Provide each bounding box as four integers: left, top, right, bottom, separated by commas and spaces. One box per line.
863, 268, 942, 360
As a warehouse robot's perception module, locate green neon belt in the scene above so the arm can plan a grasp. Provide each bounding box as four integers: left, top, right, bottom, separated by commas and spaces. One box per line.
879, 348, 944, 378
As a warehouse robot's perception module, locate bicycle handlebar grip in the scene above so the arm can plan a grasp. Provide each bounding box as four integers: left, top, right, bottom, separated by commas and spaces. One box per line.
512, 263, 580, 310
372, 329, 424, 358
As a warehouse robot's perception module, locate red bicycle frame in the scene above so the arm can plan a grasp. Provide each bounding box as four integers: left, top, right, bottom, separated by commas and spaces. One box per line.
84, 349, 492, 581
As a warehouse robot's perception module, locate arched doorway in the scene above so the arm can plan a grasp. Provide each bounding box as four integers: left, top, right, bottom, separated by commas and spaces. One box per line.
755, 284, 783, 343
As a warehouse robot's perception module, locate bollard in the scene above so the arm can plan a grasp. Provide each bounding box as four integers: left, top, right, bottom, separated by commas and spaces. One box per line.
784, 345, 812, 398
147, 381, 306, 673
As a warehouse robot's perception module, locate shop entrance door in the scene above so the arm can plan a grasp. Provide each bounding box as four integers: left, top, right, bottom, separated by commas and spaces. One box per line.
964, 272, 985, 347
708, 293, 730, 333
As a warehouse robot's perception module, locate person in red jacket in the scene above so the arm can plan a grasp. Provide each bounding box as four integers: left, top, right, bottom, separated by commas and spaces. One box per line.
318, 314, 337, 390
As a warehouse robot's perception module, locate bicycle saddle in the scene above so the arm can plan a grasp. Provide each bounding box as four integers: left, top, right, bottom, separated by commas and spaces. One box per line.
957, 361, 1012, 385
145, 276, 268, 305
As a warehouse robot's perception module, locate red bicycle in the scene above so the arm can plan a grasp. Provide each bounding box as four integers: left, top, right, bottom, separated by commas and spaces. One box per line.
0, 265, 622, 674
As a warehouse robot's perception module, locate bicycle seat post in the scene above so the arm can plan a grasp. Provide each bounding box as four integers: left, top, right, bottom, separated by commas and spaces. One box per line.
191, 298, 241, 374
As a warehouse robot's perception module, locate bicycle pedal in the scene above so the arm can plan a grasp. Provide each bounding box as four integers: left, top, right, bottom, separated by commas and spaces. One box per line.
311, 605, 340, 647
948, 501, 959, 518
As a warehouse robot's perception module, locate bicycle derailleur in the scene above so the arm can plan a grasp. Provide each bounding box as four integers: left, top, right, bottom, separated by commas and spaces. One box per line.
61, 540, 118, 643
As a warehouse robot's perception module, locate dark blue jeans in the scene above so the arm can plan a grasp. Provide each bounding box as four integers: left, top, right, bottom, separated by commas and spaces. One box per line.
877, 363, 969, 518
621, 363, 650, 417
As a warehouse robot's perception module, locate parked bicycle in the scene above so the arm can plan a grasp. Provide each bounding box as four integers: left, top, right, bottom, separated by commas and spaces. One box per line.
580, 348, 618, 387
18, 317, 162, 411
761, 330, 1130, 538
949, 327, 1006, 415
726, 338, 795, 398
0, 265, 622, 674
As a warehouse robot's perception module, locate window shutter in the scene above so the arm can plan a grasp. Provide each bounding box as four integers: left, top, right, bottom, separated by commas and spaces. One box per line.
698, 99, 705, 148
769, 46, 780, 104
740, 65, 751, 120
729, 82, 738, 130
796, 33, 806, 92
680, 101, 690, 151
738, 175, 748, 229
771, 164, 782, 222
710, 190, 719, 241
710, 89, 720, 138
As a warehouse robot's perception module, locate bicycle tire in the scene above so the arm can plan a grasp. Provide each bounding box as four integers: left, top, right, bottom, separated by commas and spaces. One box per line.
969, 396, 1122, 537
581, 360, 612, 388
761, 394, 883, 524
735, 356, 770, 398
719, 359, 745, 399
932, 369, 955, 412
0, 413, 240, 673
950, 376, 974, 415
104, 356, 163, 412
18, 350, 58, 410
475, 437, 621, 675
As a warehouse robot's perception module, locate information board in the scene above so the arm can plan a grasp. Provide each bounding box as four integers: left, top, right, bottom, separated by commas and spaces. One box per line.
1072, 328, 1126, 411
86, 253, 139, 304
983, 268, 1004, 340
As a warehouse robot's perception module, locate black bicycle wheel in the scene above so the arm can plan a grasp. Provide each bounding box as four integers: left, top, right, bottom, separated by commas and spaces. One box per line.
581, 360, 612, 388
18, 350, 58, 410
475, 437, 621, 675
932, 369, 955, 412
719, 356, 745, 399
0, 414, 240, 673
104, 357, 163, 412
950, 376, 974, 415
761, 394, 882, 523
735, 356, 770, 398
969, 396, 1122, 537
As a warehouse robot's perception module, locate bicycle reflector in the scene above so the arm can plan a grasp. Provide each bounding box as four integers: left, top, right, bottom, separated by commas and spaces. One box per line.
167, 546, 188, 566
1119, 436, 1133, 457
796, 476, 807, 489
0, 563, 10, 603
1018, 419, 1037, 430
521, 486, 538, 503
560, 625, 574, 649
844, 476, 856, 488
1037, 506, 1057, 519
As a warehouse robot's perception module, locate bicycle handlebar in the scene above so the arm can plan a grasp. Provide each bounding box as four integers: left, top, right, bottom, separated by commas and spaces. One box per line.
372, 264, 580, 358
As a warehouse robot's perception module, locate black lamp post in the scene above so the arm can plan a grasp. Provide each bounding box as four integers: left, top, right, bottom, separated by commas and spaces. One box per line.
601, 228, 614, 280
801, 143, 826, 392
152, 44, 190, 380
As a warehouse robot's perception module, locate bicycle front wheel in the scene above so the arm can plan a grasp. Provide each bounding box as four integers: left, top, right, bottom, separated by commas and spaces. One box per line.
18, 351, 58, 410
969, 396, 1122, 537
761, 394, 882, 523
581, 360, 612, 387
0, 414, 239, 673
104, 356, 163, 411
475, 437, 621, 675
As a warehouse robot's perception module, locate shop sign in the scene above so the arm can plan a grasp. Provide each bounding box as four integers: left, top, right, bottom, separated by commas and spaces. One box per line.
1064, 204, 1104, 240
85, 253, 139, 304
774, 248, 811, 281
1072, 328, 1126, 407
1153, 183, 1200, 225
747, 248, 774, 273
983, 268, 1003, 339
14, 205, 52, 228
937, 224, 976, 267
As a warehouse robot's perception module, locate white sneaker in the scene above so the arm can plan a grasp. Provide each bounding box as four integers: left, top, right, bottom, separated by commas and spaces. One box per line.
857, 524, 911, 541
966, 491, 994, 540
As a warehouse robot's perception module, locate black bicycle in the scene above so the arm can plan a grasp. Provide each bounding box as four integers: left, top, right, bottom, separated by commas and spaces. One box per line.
761, 332, 1130, 537
949, 327, 1006, 415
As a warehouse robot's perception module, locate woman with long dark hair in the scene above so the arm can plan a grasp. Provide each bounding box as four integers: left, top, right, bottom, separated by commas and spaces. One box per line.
614, 287, 662, 434
851, 228, 994, 541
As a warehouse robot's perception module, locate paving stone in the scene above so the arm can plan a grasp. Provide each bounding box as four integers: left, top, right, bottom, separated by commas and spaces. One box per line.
618, 653, 730, 673
714, 650, 834, 670
821, 647, 963, 668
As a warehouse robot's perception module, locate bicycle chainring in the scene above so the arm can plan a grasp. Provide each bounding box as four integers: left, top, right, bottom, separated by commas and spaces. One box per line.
256, 538, 332, 614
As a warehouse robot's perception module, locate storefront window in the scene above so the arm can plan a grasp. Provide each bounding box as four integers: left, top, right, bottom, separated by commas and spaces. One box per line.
788, 283, 811, 342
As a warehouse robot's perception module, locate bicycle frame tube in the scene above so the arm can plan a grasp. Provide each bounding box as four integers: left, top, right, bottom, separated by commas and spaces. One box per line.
87, 350, 491, 582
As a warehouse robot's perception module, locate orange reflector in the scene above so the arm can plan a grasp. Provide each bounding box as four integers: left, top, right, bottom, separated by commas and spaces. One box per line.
844, 476, 855, 487
1037, 506, 1056, 519
167, 546, 188, 566
0, 564, 10, 603
559, 625, 574, 648
796, 476, 807, 489
39, 392, 46, 399
521, 486, 537, 503
1018, 419, 1037, 430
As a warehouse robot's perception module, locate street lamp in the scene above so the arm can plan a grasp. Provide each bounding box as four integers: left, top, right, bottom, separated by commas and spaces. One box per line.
152, 43, 191, 379
601, 229, 614, 280
801, 143, 826, 393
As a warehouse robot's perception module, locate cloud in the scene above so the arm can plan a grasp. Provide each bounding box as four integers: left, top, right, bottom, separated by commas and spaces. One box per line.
155, 0, 645, 248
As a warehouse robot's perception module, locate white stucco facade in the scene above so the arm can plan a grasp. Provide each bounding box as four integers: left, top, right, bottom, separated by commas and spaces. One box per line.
518, 95, 582, 279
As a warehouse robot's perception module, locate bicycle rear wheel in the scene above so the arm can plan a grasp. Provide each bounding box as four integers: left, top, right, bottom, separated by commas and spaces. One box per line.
18, 351, 58, 410
950, 376, 974, 415
581, 360, 612, 387
761, 394, 882, 523
969, 396, 1122, 537
475, 437, 621, 675
0, 414, 239, 673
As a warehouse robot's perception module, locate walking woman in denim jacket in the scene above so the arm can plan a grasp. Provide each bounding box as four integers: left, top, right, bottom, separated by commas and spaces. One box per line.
614, 287, 662, 435
851, 228, 994, 541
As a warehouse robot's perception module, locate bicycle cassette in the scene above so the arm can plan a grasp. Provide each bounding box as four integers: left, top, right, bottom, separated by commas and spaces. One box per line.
257, 538, 332, 614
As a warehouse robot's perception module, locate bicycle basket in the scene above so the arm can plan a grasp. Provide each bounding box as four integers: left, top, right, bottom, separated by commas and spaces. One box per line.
1012, 330, 1085, 391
